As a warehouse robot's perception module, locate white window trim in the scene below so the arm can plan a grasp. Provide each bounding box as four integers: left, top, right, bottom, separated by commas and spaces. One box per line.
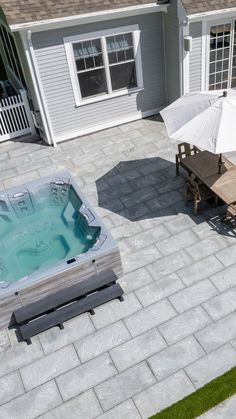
201, 21, 208, 91
64, 25, 144, 107
204, 18, 235, 91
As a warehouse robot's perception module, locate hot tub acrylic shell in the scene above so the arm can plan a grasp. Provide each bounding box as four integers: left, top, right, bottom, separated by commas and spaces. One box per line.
0, 171, 122, 329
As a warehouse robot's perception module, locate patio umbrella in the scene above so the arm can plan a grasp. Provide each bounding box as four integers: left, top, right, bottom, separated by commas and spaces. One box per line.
160, 89, 236, 174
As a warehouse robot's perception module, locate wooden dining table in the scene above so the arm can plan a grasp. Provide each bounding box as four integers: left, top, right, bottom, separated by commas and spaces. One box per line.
182, 150, 236, 205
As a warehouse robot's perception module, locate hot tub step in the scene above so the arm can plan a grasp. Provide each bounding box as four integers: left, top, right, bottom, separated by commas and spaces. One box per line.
18, 283, 123, 343
14, 269, 118, 325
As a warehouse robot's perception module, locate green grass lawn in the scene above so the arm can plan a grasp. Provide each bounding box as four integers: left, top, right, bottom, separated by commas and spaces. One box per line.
150, 366, 236, 419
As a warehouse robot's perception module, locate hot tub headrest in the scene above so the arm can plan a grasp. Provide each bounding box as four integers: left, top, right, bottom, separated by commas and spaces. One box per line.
8, 189, 34, 218
50, 179, 70, 207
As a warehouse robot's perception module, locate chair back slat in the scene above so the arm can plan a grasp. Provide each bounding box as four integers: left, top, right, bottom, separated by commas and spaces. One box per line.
177, 142, 200, 160
227, 203, 236, 218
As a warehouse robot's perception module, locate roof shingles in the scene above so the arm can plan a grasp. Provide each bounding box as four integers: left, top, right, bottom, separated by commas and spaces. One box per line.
2, 0, 236, 27
181, 0, 236, 15
0, 0, 156, 26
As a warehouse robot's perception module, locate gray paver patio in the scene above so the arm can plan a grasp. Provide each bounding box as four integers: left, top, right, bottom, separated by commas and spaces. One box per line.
185, 343, 236, 388
1, 116, 236, 418
198, 394, 236, 419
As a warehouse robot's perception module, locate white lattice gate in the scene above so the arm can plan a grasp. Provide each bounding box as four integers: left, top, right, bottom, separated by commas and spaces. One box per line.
0, 89, 36, 141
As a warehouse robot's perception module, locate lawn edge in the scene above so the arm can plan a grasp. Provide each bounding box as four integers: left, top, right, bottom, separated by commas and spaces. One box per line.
149, 366, 236, 419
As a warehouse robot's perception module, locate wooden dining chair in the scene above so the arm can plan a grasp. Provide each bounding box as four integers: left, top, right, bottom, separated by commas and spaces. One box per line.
176, 142, 200, 176
185, 174, 218, 214
225, 203, 236, 223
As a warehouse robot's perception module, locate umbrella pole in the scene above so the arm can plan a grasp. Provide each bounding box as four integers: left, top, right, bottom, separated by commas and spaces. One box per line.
218, 153, 223, 174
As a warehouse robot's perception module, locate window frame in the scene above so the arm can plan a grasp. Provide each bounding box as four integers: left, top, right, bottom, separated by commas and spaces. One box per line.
205, 19, 236, 91
64, 25, 144, 107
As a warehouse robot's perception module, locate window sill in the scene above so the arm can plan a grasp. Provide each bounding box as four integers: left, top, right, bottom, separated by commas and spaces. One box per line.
75, 86, 144, 107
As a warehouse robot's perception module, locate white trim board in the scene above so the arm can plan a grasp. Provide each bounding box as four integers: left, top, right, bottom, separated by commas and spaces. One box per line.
177, 0, 189, 96
201, 20, 207, 91
182, 23, 190, 94
20, 31, 55, 146
54, 107, 164, 143
10, 4, 168, 33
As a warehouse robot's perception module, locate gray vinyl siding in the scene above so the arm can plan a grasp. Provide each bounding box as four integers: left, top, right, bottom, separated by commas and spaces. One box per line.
32, 13, 166, 140
164, 0, 180, 103
189, 22, 202, 92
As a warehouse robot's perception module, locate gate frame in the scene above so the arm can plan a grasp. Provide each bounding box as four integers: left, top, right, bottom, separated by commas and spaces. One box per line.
0, 88, 36, 141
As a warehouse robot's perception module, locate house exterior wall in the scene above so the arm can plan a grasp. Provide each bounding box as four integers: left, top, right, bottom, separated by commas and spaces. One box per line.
164, 0, 180, 103
31, 13, 167, 142
189, 21, 202, 92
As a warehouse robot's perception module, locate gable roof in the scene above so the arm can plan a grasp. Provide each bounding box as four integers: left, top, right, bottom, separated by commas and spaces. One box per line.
181, 0, 236, 15
0, 0, 156, 26
3, 0, 236, 28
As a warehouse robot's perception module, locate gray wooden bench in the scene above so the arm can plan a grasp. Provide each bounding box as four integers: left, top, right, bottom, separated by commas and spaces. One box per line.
13, 270, 123, 344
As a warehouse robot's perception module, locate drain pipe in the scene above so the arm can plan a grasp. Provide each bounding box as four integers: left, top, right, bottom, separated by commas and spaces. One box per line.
27, 30, 57, 147
20, 30, 56, 147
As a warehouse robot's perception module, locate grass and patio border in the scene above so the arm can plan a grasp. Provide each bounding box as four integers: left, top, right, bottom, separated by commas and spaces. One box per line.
150, 366, 236, 419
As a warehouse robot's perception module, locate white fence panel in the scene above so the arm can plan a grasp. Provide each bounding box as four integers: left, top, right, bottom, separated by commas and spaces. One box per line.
0, 89, 36, 141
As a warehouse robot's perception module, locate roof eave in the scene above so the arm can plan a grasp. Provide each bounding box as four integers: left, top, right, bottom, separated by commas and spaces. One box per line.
9, 3, 168, 32
188, 6, 236, 22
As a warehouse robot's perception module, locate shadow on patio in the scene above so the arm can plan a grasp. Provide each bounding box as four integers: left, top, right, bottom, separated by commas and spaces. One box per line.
96, 156, 236, 238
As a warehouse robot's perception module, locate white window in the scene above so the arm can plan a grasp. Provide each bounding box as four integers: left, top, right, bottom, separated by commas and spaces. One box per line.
207, 21, 236, 90
64, 25, 143, 106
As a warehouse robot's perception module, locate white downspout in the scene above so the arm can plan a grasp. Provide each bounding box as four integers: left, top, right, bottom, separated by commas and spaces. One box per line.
162, 12, 168, 104
177, 0, 189, 96
20, 30, 56, 146
182, 18, 190, 94
27, 30, 57, 147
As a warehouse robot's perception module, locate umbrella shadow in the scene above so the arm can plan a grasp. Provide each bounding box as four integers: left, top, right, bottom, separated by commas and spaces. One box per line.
95, 156, 235, 237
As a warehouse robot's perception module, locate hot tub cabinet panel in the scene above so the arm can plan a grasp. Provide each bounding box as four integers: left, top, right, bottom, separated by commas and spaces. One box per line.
18, 247, 122, 305
0, 172, 122, 330
0, 295, 22, 330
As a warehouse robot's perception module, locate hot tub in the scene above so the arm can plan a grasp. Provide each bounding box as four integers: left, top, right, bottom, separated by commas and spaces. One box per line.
0, 172, 122, 329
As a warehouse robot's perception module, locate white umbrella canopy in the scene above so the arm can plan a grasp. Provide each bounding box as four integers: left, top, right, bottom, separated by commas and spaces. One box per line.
160, 89, 236, 154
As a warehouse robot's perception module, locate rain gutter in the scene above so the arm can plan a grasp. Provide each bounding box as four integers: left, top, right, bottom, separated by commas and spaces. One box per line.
10, 3, 169, 33
188, 7, 236, 23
